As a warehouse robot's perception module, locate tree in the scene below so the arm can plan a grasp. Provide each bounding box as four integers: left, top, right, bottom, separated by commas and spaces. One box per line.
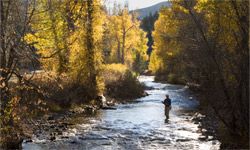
150, 0, 249, 139
140, 12, 159, 58
103, 5, 148, 72
85, 0, 100, 96
0, 0, 37, 113
0, 1, 39, 147
184, 0, 249, 136
25, 0, 73, 74
69, 0, 104, 98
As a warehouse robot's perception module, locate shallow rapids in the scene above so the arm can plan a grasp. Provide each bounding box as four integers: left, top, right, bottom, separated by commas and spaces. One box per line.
23, 76, 220, 150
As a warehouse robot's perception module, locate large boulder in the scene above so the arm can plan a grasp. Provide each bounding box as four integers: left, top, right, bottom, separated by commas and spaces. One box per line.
96, 95, 107, 108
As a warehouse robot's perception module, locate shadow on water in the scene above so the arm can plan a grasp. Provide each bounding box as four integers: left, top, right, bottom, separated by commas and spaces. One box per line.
22, 76, 220, 150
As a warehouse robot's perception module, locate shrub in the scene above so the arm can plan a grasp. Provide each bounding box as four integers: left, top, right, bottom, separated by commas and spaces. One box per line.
103, 64, 144, 100
102, 64, 128, 84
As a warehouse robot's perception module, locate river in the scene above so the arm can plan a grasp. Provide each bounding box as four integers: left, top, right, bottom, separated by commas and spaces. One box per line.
22, 76, 220, 150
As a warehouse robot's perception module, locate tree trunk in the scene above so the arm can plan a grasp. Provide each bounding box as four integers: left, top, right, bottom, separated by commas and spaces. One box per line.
117, 39, 121, 62
121, 28, 126, 64
86, 0, 98, 97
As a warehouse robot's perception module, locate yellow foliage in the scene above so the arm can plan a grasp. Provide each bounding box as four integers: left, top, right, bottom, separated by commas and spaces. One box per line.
104, 64, 128, 74
25, 0, 69, 73
103, 8, 148, 70
149, 7, 181, 73
68, 0, 104, 95
102, 63, 129, 84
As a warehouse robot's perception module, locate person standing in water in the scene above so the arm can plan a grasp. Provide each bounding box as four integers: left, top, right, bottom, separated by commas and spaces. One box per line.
163, 94, 172, 119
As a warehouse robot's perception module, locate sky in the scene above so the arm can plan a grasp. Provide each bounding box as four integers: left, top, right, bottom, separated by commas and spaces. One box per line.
105, 0, 167, 10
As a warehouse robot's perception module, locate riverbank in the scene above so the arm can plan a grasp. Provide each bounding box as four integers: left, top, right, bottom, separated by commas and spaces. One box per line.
21, 94, 151, 149
196, 96, 249, 149
1, 91, 145, 149
21, 75, 220, 150
0, 65, 146, 149
151, 77, 222, 146
152, 72, 249, 149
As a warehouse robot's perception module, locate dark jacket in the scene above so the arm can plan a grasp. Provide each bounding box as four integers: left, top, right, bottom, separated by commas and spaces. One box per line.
163, 98, 171, 107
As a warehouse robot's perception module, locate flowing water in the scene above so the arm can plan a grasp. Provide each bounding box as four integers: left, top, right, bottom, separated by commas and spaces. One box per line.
22, 76, 220, 150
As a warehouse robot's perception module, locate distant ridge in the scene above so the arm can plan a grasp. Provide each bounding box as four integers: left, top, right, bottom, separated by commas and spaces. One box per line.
131, 1, 171, 19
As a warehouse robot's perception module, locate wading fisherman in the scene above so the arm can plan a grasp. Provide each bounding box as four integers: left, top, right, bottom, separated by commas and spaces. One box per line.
162, 94, 171, 119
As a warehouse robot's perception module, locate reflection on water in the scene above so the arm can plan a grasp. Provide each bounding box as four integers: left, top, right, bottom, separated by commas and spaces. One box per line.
23, 76, 220, 150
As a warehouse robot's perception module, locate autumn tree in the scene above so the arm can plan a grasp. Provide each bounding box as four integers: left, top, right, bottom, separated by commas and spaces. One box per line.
184, 0, 249, 137
25, 0, 75, 74
103, 5, 148, 72
149, 5, 185, 83
150, 0, 249, 140
0, 0, 39, 147
69, 0, 104, 98
0, 0, 38, 113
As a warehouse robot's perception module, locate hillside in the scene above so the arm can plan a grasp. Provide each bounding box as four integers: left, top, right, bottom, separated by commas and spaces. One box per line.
131, 1, 171, 19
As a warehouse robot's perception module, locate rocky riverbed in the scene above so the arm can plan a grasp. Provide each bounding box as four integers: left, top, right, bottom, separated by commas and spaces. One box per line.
22, 76, 220, 150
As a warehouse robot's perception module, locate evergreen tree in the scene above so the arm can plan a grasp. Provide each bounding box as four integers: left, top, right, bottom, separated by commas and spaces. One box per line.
140, 12, 159, 57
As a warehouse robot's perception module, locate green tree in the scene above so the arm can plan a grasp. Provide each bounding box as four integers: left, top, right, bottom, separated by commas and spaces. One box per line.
140, 12, 159, 58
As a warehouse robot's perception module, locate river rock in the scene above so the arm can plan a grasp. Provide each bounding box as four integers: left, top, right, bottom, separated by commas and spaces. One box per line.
208, 136, 214, 141
144, 86, 154, 90
150, 137, 166, 141
143, 91, 149, 96
96, 95, 107, 108
69, 140, 78, 144
107, 100, 115, 106
50, 124, 56, 129
176, 138, 192, 142
23, 139, 33, 143
71, 107, 85, 114
84, 106, 96, 114
201, 129, 207, 133
101, 106, 117, 110
47, 115, 55, 120
61, 136, 69, 139
50, 133, 56, 141
49, 136, 56, 141
198, 135, 207, 141
191, 113, 205, 122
